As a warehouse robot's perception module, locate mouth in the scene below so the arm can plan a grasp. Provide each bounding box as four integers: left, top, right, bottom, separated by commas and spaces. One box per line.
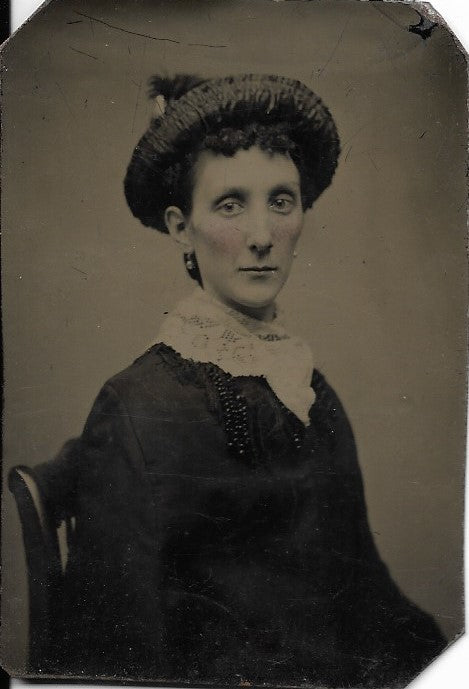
239, 266, 278, 273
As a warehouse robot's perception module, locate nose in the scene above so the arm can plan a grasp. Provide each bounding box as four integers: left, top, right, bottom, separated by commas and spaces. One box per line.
246, 211, 273, 256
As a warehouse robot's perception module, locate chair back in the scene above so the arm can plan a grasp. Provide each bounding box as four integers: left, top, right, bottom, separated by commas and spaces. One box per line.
8, 465, 71, 672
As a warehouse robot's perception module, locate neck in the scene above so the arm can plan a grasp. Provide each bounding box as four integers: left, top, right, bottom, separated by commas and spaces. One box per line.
201, 287, 276, 322
232, 301, 276, 322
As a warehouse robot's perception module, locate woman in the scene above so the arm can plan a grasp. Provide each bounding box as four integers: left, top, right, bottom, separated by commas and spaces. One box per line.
35, 74, 445, 687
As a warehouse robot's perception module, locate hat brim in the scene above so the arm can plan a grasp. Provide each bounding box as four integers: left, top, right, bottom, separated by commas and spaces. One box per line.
124, 74, 340, 232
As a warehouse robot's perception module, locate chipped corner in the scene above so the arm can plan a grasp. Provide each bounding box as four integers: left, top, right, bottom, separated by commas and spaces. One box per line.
404, 1, 439, 40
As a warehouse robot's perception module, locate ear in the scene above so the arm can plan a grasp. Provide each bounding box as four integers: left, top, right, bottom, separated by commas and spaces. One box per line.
164, 206, 194, 252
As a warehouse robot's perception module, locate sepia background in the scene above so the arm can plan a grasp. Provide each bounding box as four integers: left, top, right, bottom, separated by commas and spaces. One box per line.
1, 0, 467, 675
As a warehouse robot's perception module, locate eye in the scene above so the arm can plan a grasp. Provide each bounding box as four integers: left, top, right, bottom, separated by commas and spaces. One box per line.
270, 195, 295, 213
217, 199, 244, 216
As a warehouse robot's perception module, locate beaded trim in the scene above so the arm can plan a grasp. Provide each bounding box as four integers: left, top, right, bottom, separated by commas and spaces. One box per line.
206, 367, 257, 461
150, 343, 338, 462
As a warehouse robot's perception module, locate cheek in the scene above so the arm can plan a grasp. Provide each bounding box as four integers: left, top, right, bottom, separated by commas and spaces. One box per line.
193, 220, 243, 257
272, 216, 303, 245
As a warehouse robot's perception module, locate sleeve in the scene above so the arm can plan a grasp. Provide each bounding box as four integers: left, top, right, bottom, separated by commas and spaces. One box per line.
34, 382, 148, 525
33, 383, 163, 678
321, 376, 447, 687
33, 436, 82, 527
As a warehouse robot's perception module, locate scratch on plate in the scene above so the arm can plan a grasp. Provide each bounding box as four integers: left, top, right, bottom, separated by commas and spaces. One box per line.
71, 265, 88, 277
69, 46, 100, 61
315, 15, 351, 78
74, 10, 227, 48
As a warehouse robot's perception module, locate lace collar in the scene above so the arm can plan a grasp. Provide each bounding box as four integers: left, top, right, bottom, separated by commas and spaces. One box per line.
156, 287, 315, 426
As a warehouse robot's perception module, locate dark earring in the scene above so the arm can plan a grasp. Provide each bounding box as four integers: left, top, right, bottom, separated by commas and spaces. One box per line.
185, 253, 195, 271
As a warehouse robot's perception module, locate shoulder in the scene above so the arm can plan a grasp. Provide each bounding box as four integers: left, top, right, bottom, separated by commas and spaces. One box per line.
312, 368, 336, 405
108, 342, 180, 386
99, 342, 207, 415
311, 368, 359, 469
312, 368, 347, 419
79, 345, 197, 469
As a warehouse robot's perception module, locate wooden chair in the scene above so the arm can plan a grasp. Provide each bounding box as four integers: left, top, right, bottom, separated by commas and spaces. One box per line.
8, 465, 73, 672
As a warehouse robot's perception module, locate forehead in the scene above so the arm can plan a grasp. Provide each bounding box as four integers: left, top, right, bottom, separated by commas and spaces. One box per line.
191, 146, 301, 197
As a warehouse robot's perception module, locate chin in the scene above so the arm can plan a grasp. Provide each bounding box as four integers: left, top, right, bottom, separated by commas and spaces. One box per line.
229, 285, 281, 311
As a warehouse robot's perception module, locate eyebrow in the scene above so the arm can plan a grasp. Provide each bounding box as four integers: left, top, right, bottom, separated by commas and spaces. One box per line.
269, 183, 300, 198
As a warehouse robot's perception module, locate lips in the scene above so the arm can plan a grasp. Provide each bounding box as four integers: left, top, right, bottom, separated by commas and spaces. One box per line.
239, 266, 278, 272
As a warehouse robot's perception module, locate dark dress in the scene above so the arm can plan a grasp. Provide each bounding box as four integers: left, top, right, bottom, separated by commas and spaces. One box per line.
35, 343, 446, 687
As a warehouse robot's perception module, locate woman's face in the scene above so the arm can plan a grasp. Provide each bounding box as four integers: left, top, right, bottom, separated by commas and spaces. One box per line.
178, 146, 304, 320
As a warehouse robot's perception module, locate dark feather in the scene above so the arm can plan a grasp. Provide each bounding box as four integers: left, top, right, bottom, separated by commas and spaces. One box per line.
148, 74, 206, 102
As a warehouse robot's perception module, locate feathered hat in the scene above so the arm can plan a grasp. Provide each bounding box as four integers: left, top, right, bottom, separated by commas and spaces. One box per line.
124, 73, 340, 232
